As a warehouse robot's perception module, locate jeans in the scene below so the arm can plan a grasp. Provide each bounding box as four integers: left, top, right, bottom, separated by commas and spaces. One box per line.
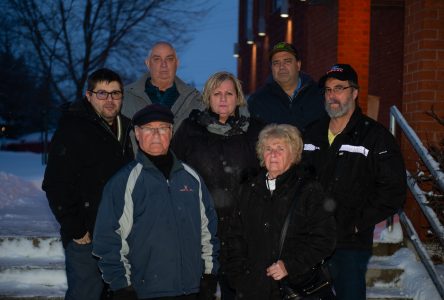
327, 249, 372, 300
65, 241, 104, 300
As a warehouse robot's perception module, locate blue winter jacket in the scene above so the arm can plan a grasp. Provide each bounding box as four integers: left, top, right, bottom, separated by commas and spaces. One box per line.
93, 150, 219, 298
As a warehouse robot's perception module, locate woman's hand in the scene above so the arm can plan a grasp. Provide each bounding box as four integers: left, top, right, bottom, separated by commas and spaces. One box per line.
266, 260, 288, 281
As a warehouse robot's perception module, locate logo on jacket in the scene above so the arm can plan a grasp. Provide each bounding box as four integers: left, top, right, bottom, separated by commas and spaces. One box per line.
180, 185, 194, 192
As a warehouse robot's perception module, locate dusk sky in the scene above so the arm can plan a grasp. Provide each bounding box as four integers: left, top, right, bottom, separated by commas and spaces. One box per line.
176, 0, 238, 91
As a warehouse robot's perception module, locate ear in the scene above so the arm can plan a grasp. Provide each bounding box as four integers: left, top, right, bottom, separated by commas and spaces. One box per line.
145, 57, 150, 70
296, 60, 302, 71
85, 91, 92, 103
352, 88, 359, 101
134, 127, 141, 142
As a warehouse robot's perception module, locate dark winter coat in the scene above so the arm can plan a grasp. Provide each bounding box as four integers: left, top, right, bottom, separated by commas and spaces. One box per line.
93, 150, 219, 298
225, 165, 336, 300
302, 107, 406, 250
171, 108, 264, 273
42, 98, 133, 247
248, 72, 326, 131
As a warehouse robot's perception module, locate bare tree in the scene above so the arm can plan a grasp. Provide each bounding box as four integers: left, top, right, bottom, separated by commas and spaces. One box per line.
4, 0, 211, 103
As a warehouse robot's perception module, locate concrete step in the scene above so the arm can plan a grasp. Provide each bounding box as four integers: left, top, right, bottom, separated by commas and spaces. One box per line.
366, 286, 413, 300
372, 240, 406, 257
366, 260, 404, 287
0, 236, 66, 299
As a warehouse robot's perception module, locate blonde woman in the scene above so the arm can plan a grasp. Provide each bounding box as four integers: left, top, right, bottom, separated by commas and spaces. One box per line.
171, 71, 264, 300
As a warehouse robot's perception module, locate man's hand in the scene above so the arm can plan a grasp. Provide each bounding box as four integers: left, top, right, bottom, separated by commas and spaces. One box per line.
73, 231, 91, 244
199, 274, 217, 300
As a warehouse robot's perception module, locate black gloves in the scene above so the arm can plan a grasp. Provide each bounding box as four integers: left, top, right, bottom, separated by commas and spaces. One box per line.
198, 274, 218, 300
113, 286, 138, 300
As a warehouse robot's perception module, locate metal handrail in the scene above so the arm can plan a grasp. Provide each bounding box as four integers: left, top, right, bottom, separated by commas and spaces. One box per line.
389, 105, 444, 298
399, 211, 444, 297
406, 170, 444, 247
390, 105, 444, 191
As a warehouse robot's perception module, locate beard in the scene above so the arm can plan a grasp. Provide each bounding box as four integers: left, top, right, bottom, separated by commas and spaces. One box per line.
325, 98, 355, 118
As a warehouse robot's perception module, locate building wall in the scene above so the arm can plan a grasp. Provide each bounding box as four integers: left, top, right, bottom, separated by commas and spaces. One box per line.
402, 0, 444, 239
369, 1, 404, 126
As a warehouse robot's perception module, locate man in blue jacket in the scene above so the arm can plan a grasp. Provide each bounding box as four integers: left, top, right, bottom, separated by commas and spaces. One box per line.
248, 42, 326, 131
93, 104, 219, 300
303, 64, 406, 300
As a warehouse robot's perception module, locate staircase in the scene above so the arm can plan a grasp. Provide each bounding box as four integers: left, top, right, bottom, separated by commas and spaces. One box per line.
0, 236, 66, 299
365, 221, 442, 300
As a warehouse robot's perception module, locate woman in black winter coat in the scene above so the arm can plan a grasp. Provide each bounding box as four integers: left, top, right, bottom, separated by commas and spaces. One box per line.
171, 71, 264, 300
225, 124, 336, 300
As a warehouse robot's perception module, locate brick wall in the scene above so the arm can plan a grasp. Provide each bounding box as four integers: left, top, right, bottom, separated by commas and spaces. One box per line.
369, 2, 404, 126
337, 0, 371, 113
403, 0, 444, 239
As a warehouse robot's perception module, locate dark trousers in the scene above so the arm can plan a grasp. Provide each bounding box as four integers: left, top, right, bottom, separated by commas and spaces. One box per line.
328, 249, 372, 300
65, 241, 104, 300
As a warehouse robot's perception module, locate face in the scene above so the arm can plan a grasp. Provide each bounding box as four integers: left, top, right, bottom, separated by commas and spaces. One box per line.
146, 43, 179, 89
209, 79, 238, 123
86, 81, 122, 124
262, 138, 294, 179
271, 52, 301, 87
135, 121, 172, 156
324, 78, 358, 118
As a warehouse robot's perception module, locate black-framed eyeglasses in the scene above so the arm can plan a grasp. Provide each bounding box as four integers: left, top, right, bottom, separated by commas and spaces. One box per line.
322, 86, 353, 95
89, 90, 123, 100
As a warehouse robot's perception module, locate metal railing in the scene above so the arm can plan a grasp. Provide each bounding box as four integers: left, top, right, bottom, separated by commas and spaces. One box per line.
389, 105, 444, 298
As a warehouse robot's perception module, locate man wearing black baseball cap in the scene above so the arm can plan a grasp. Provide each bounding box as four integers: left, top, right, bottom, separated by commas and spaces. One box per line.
302, 64, 406, 300
248, 41, 325, 131
93, 104, 219, 300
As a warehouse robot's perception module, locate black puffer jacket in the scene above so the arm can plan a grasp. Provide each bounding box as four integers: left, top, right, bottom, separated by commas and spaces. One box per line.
248, 72, 326, 131
226, 165, 336, 300
171, 108, 263, 272
302, 107, 406, 250
42, 98, 133, 247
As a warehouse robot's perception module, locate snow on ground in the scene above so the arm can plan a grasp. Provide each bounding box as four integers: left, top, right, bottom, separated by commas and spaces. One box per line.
0, 151, 66, 297
0, 150, 443, 298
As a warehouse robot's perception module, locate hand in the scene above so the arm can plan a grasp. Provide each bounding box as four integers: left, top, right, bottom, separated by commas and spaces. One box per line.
266, 260, 288, 281
73, 231, 91, 244
113, 286, 137, 300
198, 274, 217, 300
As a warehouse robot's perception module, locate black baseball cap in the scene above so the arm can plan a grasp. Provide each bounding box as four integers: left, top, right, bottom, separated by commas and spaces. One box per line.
132, 104, 174, 126
269, 42, 300, 61
319, 64, 359, 87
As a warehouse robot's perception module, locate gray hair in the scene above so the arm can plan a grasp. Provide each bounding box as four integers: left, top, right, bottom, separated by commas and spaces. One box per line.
256, 124, 303, 167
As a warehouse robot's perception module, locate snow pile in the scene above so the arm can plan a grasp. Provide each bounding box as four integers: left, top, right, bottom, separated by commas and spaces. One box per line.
380, 220, 404, 243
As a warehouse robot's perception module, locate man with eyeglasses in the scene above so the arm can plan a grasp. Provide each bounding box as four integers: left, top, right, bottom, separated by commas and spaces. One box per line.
43, 68, 134, 300
302, 64, 406, 300
248, 42, 325, 131
122, 41, 204, 151
93, 104, 219, 300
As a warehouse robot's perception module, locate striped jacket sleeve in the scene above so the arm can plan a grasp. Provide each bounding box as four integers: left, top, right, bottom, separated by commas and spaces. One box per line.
92, 163, 142, 290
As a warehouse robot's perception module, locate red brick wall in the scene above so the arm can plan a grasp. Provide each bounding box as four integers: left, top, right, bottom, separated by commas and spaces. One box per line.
369, 2, 404, 127
337, 0, 371, 113
303, 2, 339, 81
403, 0, 444, 239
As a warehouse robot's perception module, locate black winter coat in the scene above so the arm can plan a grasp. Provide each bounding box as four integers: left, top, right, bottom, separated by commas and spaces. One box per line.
225, 165, 336, 300
42, 98, 133, 247
248, 72, 326, 131
171, 108, 263, 271
302, 107, 406, 250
